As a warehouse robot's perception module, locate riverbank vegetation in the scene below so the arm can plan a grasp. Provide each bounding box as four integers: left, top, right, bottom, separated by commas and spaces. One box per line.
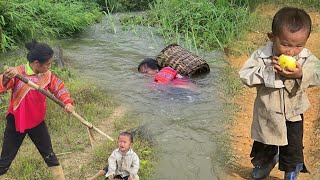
116, 0, 320, 175
121, 0, 251, 50
1, 0, 320, 179
120, 0, 320, 51
0, 0, 157, 178
0, 0, 101, 52
97, 0, 153, 12
0, 55, 156, 179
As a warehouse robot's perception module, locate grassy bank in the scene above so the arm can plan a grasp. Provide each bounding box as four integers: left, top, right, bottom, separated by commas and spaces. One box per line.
0, 54, 156, 179
0, 0, 101, 52
120, 0, 251, 51
81, 114, 157, 179
119, 0, 320, 51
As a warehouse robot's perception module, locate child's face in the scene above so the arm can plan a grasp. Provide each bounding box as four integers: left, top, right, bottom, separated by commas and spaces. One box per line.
118, 135, 132, 153
139, 64, 159, 75
268, 26, 309, 57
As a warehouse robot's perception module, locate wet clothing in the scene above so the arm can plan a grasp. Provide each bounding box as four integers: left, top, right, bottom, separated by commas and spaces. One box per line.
239, 42, 320, 172
105, 148, 139, 180
154, 67, 178, 84
239, 42, 320, 145
154, 67, 188, 86
0, 64, 73, 133
0, 64, 73, 175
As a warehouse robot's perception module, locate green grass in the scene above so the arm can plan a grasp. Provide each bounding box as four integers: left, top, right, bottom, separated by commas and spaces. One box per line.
249, 0, 320, 10
98, 0, 153, 12
119, 0, 320, 52
120, 0, 251, 51
0, 0, 101, 52
0, 54, 156, 179
220, 65, 244, 97
79, 113, 157, 180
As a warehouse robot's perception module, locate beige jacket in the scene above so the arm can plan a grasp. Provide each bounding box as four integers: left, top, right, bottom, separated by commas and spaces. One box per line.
239, 42, 320, 145
105, 148, 140, 180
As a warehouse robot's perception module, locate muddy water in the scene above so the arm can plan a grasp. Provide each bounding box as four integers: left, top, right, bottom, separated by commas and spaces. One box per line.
59, 14, 229, 180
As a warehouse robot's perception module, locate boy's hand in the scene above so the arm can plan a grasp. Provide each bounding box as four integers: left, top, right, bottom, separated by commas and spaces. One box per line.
279, 62, 303, 79
271, 56, 302, 79
271, 56, 282, 72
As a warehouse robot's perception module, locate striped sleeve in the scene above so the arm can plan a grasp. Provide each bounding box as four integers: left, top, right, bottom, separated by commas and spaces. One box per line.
48, 74, 73, 105
0, 75, 14, 94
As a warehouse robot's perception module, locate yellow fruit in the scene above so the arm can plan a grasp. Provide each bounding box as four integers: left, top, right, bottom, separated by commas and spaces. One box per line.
278, 54, 296, 69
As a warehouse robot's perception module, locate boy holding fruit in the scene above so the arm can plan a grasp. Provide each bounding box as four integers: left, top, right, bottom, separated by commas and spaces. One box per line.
239, 7, 320, 180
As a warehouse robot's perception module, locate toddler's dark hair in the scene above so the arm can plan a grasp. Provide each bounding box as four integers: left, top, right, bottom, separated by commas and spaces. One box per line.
272, 7, 312, 36
25, 39, 54, 64
138, 58, 161, 72
119, 131, 134, 143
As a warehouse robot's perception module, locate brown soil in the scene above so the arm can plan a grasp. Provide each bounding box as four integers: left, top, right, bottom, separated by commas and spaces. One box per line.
225, 5, 320, 180
60, 106, 126, 179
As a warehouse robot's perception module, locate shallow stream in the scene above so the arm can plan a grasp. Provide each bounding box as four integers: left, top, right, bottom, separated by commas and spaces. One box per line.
59, 14, 231, 180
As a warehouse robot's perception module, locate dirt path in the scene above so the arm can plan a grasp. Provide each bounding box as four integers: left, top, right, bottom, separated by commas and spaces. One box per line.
225, 5, 320, 180
59, 106, 126, 179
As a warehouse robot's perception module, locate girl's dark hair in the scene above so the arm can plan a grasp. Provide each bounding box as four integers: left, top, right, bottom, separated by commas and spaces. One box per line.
25, 39, 54, 64
272, 7, 312, 36
119, 131, 134, 143
138, 58, 161, 72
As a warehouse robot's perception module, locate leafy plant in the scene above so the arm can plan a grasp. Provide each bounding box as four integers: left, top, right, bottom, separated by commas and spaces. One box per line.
0, 0, 101, 52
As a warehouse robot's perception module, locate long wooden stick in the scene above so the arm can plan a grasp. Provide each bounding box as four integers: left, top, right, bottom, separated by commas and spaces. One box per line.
15, 74, 114, 142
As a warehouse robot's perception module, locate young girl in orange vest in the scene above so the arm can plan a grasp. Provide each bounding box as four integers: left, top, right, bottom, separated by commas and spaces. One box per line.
0, 40, 74, 179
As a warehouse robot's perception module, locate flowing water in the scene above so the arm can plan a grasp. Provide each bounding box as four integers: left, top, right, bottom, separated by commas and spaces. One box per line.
59, 14, 230, 180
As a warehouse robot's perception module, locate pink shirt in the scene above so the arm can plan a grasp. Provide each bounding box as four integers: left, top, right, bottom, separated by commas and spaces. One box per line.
0, 65, 73, 132
154, 67, 189, 86
8, 85, 47, 132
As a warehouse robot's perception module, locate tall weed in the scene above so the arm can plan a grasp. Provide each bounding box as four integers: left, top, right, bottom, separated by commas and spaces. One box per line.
121, 0, 251, 50
0, 0, 101, 52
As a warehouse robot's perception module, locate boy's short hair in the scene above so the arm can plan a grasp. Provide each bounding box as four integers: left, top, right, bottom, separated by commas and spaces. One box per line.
119, 131, 134, 143
272, 7, 311, 36
138, 58, 161, 72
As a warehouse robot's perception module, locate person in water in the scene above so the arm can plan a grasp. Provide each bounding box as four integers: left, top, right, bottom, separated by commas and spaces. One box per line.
138, 58, 190, 87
